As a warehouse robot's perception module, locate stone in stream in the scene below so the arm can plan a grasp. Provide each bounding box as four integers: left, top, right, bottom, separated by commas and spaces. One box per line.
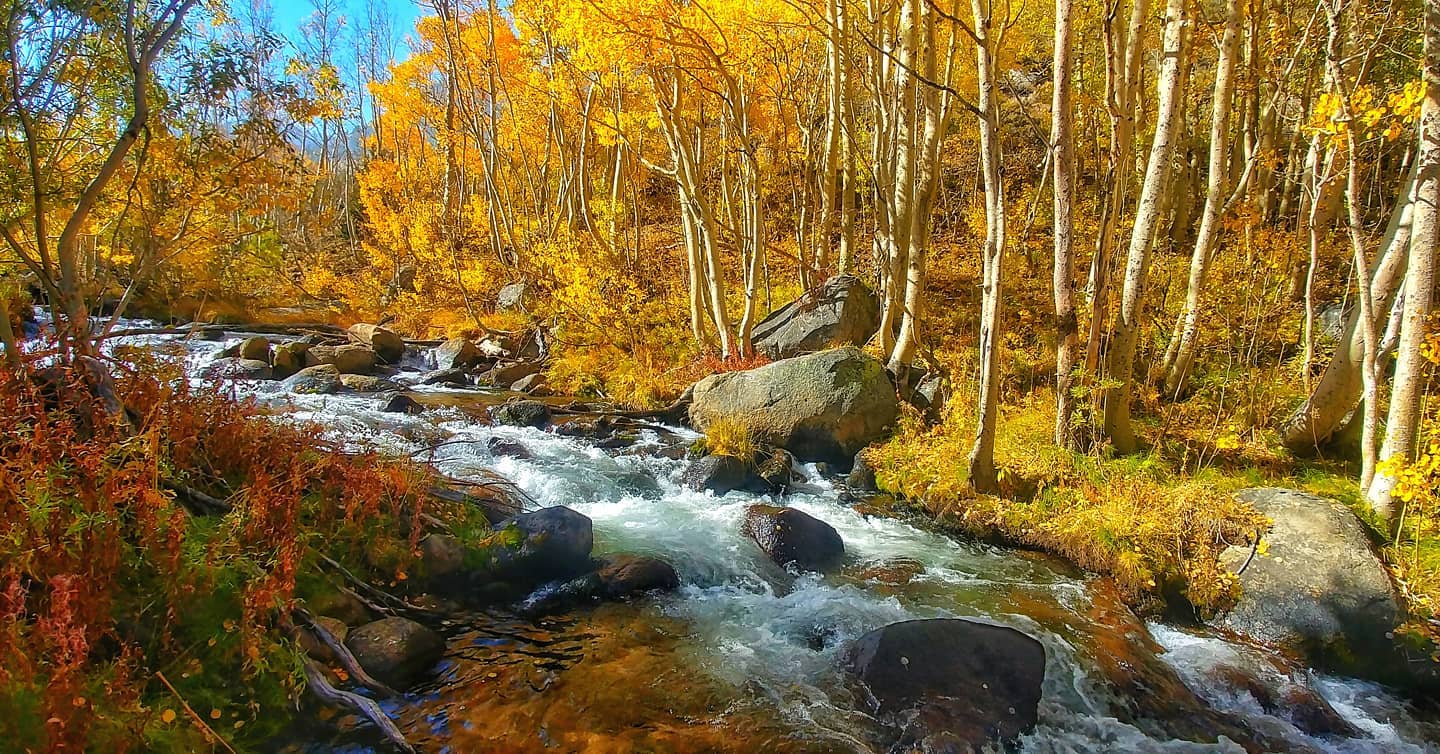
741, 504, 844, 571
489, 506, 594, 582
842, 618, 1045, 751
344, 617, 444, 690
487, 436, 534, 460
338, 373, 400, 393
683, 454, 755, 496
238, 336, 271, 362
482, 360, 541, 388
687, 347, 899, 464
434, 337, 482, 370
296, 616, 349, 663
510, 372, 550, 395
490, 399, 552, 428
381, 393, 424, 414
283, 364, 341, 394
271, 341, 311, 380
347, 323, 405, 364
846, 449, 879, 492
421, 367, 471, 387
202, 357, 272, 381
1211, 487, 1425, 688
751, 274, 879, 359
519, 554, 680, 616
307, 344, 375, 375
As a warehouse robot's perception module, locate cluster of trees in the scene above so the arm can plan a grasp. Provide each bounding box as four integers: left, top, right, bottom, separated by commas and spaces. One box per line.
1, 0, 1436, 523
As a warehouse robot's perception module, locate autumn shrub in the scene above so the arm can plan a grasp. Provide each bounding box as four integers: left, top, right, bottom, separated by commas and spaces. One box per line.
697, 416, 758, 460
0, 352, 434, 752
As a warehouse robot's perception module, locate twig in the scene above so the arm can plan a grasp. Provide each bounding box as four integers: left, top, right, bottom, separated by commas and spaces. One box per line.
291, 606, 400, 698
155, 671, 240, 754
302, 660, 417, 754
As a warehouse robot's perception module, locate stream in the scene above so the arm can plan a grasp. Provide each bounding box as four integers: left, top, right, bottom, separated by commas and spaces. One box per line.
100, 322, 1438, 753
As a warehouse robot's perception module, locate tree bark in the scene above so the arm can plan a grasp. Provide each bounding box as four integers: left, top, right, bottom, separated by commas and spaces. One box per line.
1052, 0, 1080, 447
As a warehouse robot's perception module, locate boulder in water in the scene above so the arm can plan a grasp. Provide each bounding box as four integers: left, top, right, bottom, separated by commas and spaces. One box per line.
688, 347, 899, 463
283, 364, 341, 394
239, 336, 271, 362
741, 504, 844, 570
339, 373, 400, 393
382, 393, 424, 414
487, 437, 534, 459
489, 506, 594, 583
842, 618, 1045, 751
421, 367, 471, 387
272, 341, 311, 380
483, 360, 541, 388
846, 449, 879, 491
203, 357, 272, 381
347, 323, 405, 364
491, 399, 551, 428
435, 337, 482, 370
752, 274, 879, 359
345, 617, 444, 690
1212, 487, 1410, 684
308, 344, 375, 375
595, 554, 680, 597
510, 372, 550, 395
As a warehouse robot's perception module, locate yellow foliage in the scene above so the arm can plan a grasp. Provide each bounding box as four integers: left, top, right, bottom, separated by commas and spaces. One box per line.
701, 416, 758, 460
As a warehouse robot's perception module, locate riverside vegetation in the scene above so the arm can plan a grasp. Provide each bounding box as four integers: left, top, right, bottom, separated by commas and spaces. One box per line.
2, 0, 1440, 750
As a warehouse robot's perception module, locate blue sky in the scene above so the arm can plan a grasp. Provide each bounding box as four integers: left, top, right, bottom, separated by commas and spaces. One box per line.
268, 0, 425, 63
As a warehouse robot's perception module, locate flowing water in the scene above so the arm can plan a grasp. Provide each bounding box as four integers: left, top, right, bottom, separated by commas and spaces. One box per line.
97, 324, 1438, 753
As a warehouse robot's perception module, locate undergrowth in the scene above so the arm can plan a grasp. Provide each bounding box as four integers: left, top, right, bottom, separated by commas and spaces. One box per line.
0, 351, 437, 751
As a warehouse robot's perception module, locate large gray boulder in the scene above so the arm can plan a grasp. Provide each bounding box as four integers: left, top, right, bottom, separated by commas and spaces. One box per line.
308, 344, 375, 375
1213, 488, 1407, 683
687, 347, 898, 463
203, 357, 271, 381
843, 618, 1046, 751
434, 337, 482, 370
752, 274, 879, 359
283, 364, 341, 394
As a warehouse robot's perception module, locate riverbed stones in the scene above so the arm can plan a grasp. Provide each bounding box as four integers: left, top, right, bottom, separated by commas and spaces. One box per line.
742, 504, 845, 571
345, 617, 444, 690
510, 372, 550, 395
684, 454, 754, 495
272, 341, 310, 379
339, 373, 400, 393
1212, 487, 1407, 683
283, 364, 341, 394
843, 618, 1045, 751
239, 336, 271, 362
688, 347, 899, 464
202, 357, 272, 380
595, 554, 680, 597
347, 323, 405, 364
846, 450, 879, 491
491, 506, 594, 582
308, 344, 375, 374
435, 337, 482, 370
382, 393, 424, 414
490, 399, 551, 428
484, 360, 541, 387
420, 367, 470, 387
751, 274, 879, 359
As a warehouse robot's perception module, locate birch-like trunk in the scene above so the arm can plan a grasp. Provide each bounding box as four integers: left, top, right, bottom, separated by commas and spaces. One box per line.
1103, 0, 1189, 453
1052, 0, 1080, 447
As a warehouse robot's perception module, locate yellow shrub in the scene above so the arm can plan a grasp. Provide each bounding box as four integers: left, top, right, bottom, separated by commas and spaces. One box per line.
701, 416, 758, 460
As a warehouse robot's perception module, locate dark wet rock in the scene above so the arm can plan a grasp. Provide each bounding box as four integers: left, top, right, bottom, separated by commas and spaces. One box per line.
688, 347, 899, 464
382, 393, 424, 414
347, 323, 405, 364
595, 432, 638, 450
741, 504, 844, 571
308, 344, 376, 375
683, 454, 755, 496
297, 616, 349, 662
497, 282, 527, 311
487, 437, 534, 460
490, 506, 594, 583
846, 450, 879, 491
272, 341, 311, 380
202, 357, 272, 380
1213, 488, 1406, 683
418, 533, 467, 581
239, 336, 271, 362
1210, 663, 1361, 739
421, 367, 471, 387
307, 590, 372, 627
283, 364, 341, 394
755, 446, 799, 492
854, 557, 926, 585
511, 372, 550, 395
491, 399, 552, 428
345, 617, 444, 690
339, 373, 401, 393
596, 554, 680, 598
554, 415, 620, 439
752, 274, 880, 359
435, 337, 482, 370
843, 618, 1045, 751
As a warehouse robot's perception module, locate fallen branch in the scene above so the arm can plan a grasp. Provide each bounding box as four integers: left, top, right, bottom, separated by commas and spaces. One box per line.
163, 479, 232, 516
313, 552, 440, 622
302, 660, 417, 754
155, 670, 240, 754
291, 606, 400, 698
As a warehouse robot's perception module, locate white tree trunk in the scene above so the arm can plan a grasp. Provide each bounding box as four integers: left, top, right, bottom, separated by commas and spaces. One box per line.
1052, 0, 1079, 446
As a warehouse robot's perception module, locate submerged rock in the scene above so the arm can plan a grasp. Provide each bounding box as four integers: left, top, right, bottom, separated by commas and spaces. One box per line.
491, 399, 552, 428
688, 347, 898, 464
741, 504, 844, 571
283, 364, 341, 394
595, 554, 680, 597
751, 274, 879, 359
345, 617, 444, 690
1213, 487, 1408, 684
843, 618, 1045, 751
